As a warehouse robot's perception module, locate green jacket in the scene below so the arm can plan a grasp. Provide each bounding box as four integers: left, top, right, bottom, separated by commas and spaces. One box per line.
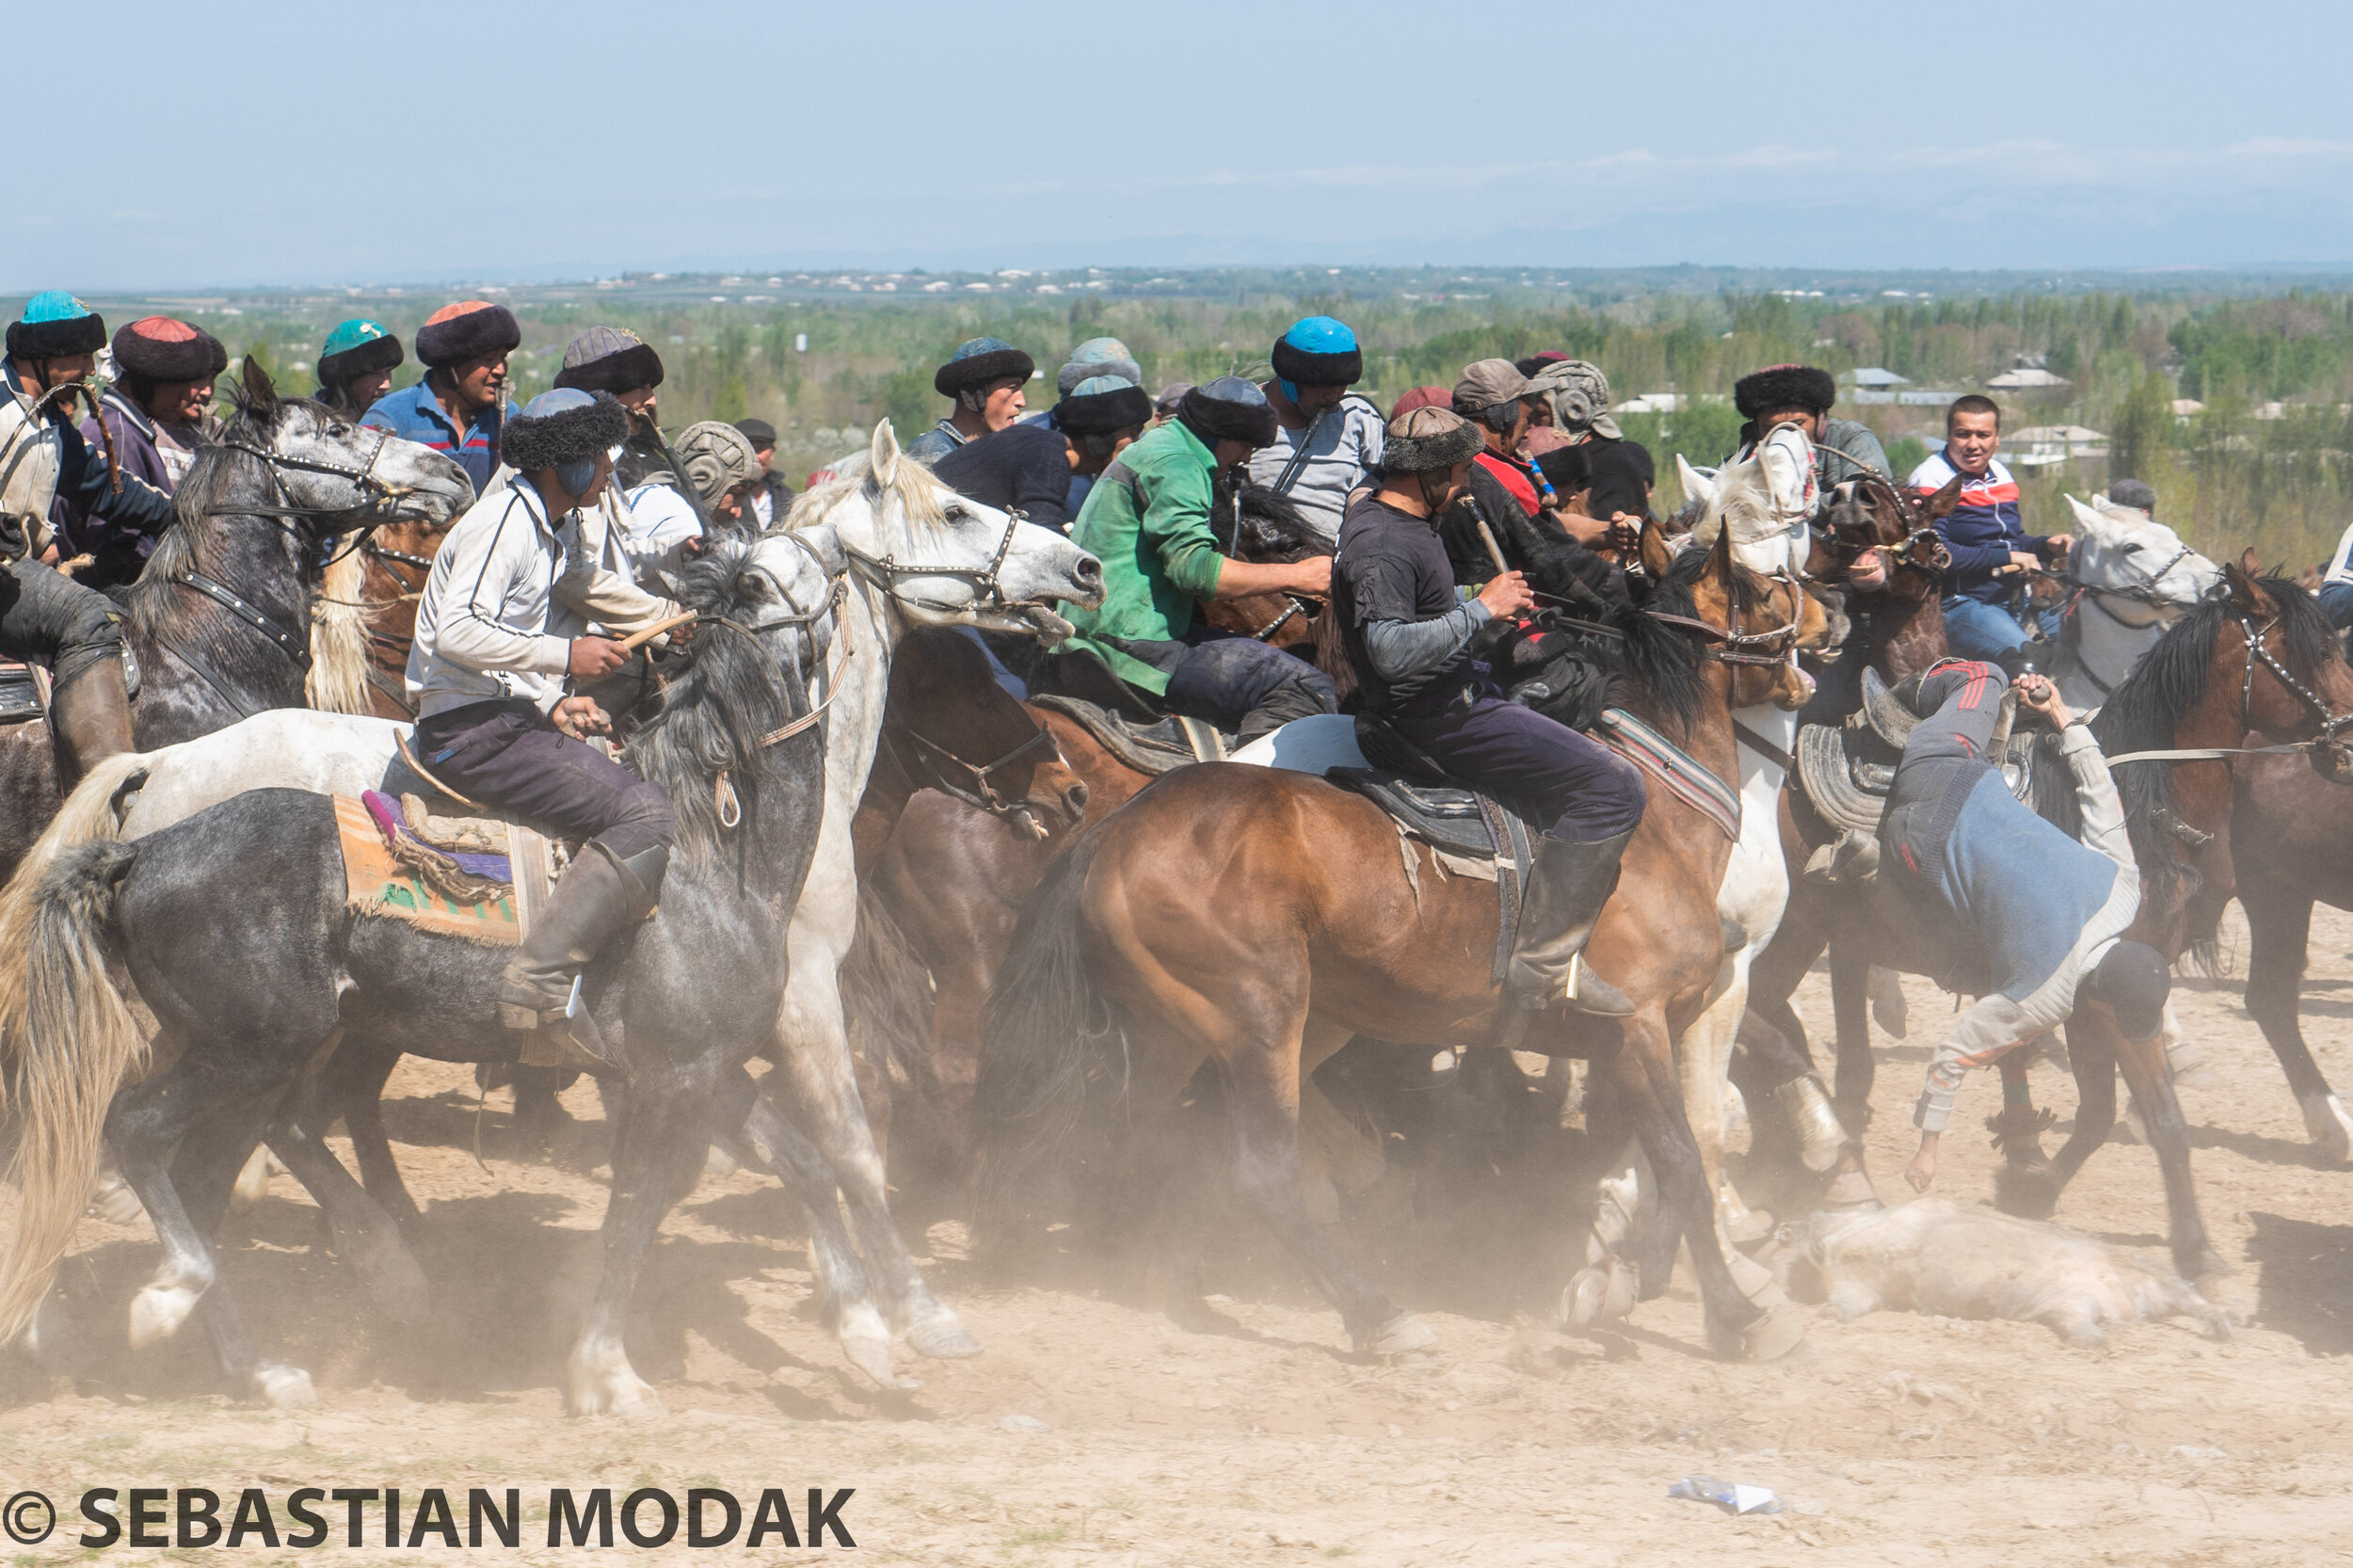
1059, 419, 1227, 694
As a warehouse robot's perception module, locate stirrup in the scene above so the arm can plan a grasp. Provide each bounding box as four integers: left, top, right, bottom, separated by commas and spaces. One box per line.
503, 976, 613, 1069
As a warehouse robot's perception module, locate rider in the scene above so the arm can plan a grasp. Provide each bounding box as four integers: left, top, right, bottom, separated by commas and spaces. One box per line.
1021, 337, 1143, 516
553, 327, 708, 549
1437, 360, 1625, 608
1877, 660, 2164, 1192
314, 319, 405, 417
933, 373, 1154, 532
905, 337, 1035, 463
729, 417, 795, 527
1246, 316, 1385, 546
64, 315, 227, 587
672, 420, 765, 536
1055, 376, 1337, 741
1728, 363, 1890, 488
0, 293, 171, 779
1909, 395, 2073, 663
1332, 407, 1646, 1017
362, 299, 520, 495
406, 389, 675, 1063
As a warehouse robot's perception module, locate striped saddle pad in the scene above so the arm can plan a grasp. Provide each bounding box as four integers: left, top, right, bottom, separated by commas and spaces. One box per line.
334, 792, 559, 946
1592, 708, 1741, 842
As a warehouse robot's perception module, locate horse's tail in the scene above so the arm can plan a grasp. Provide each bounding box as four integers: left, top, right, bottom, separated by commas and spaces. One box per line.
841, 883, 936, 1098
0, 840, 146, 1345
972, 834, 1110, 1233
0, 749, 151, 1016
1311, 598, 1359, 711
307, 538, 378, 715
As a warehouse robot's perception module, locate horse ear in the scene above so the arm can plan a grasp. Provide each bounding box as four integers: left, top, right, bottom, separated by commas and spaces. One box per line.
869, 419, 900, 488
240, 355, 279, 419
1921, 473, 1964, 520
2223, 550, 2274, 616
1677, 455, 1717, 508
2064, 493, 2108, 538
1639, 516, 1677, 579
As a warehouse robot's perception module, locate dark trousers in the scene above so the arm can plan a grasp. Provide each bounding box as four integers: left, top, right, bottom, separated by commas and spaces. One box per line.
0, 557, 125, 685
1159, 628, 1337, 741
1388, 684, 1645, 842
413, 698, 675, 859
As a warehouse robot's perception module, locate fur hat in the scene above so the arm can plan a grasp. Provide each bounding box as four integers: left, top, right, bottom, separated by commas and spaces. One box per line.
317, 319, 403, 386
1176, 375, 1278, 448
7, 291, 105, 360
935, 337, 1034, 397
1055, 375, 1153, 437
1058, 337, 1142, 395
553, 326, 664, 394
414, 300, 520, 369
1733, 364, 1837, 420
1382, 407, 1482, 472
674, 420, 760, 508
502, 389, 628, 473
1270, 315, 1361, 391
111, 316, 228, 384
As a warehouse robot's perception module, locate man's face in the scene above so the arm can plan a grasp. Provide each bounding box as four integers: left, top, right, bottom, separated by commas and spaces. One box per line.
715, 481, 756, 523
616, 384, 659, 424
752, 441, 776, 476
1430, 458, 1475, 512
1522, 395, 1553, 430
1760, 407, 1823, 440
345, 367, 395, 410
1067, 426, 1143, 478
1293, 382, 1345, 418
26, 351, 95, 391
150, 376, 214, 425
982, 377, 1027, 431
1211, 437, 1258, 472
1947, 408, 2000, 475
1485, 406, 1528, 454
448, 350, 508, 413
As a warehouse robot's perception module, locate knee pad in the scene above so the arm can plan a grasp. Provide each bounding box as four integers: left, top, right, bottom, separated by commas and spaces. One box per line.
2084, 940, 2170, 1041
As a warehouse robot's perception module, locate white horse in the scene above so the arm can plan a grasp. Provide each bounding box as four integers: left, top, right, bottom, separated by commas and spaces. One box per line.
6, 423, 1103, 1400
2046, 493, 2220, 712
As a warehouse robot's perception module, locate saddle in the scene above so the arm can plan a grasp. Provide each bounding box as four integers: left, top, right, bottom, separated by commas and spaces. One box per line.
1028, 693, 1236, 772
1793, 666, 2041, 883
335, 787, 565, 949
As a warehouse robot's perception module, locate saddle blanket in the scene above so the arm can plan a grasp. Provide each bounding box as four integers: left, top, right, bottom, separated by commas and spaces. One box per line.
335, 792, 559, 945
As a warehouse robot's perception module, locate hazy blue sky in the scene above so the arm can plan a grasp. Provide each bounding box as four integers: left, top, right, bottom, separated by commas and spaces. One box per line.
12, 0, 2351, 288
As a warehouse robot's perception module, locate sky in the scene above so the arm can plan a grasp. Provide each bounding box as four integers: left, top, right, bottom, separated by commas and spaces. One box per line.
11, 0, 2353, 289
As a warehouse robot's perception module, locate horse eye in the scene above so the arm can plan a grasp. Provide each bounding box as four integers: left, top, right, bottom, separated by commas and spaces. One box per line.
327, 422, 351, 438
943, 504, 968, 522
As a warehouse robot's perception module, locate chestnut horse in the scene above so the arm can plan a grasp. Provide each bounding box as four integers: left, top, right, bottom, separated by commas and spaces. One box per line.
975, 530, 1819, 1361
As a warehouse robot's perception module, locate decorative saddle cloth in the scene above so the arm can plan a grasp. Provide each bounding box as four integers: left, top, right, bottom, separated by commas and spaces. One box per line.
334, 789, 564, 946
1027, 693, 1236, 772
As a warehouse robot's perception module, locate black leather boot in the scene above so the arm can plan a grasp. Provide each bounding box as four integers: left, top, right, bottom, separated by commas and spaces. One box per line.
49, 656, 136, 787
499, 843, 668, 1064
1505, 828, 1637, 1017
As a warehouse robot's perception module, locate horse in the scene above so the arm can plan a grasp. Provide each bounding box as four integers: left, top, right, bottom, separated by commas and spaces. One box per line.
306, 511, 453, 720
0, 357, 469, 877
0, 534, 842, 1414
974, 524, 1819, 1362
2042, 494, 2220, 712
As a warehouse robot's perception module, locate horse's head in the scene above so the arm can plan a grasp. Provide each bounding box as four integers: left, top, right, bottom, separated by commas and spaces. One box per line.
218, 357, 472, 535
2061, 493, 2220, 629
887, 626, 1088, 839
1685, 524, 1830, 712
1680, 423, 1817, 581
2217, 551, 2353, 784
1817, 472, 1954, 604
799, 421, 1103, 642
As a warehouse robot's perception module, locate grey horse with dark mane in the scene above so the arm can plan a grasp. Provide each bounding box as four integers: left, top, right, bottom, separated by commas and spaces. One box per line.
0, 532, 841, 1415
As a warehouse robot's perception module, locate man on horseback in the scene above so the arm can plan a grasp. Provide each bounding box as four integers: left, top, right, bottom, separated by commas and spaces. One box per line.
362, 300, 521, 494
313, 319, 404, 417
905, 338, 1035, 463
1876, 660, 2167, 1192
63, 315, 228, 587
1333, 406, 1647, 1016
1729, 364, 1889, 487
1437, 360, 1625, 608
1909, 395, 2073, 664
933, 373, 1154, 532
0, 293, 172, 780
406, 389, 676, 1062
1246, 316, 1384, 546
1051, 376, 1336, 740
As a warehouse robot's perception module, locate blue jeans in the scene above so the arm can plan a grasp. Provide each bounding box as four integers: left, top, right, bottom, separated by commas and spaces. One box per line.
1941, 595, 2041, 664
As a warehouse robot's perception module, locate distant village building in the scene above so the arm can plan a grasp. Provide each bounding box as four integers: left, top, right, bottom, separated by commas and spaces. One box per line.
2005, 424, 2108, 467
1987, 356, 2071, 391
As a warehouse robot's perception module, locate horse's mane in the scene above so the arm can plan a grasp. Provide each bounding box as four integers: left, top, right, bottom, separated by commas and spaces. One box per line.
789, 445, 951, 536
2092, 573, 2333, 911
1522, 547, 1709, 734
625, 536, 812, 864
124, 400, 309, 643
1223, 480, 1333, 561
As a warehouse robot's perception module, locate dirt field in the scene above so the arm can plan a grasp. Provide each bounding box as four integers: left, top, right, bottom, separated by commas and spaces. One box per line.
6, 900, 2352, 1567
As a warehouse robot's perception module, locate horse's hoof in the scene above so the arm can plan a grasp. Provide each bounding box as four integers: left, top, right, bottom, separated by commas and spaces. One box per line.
835, 1302, 898, 1386
2299, 1094, 2353, 1163
1742, 1304, 1809, 1362
703, 1142, 741, 1179
128, 1284, 202, 1348
89, 1173, 149, 1227
1821, 1169, 1881, 1210
904, 1306, 983, 1360
1358, 1311, 1437, 1356
1993, 1163, 2059, 1221
2194, 1267, 2251, 1324
566, 1339, 666, 1419
1561, 1268, 1608, 1330
1720, 1196, 1774, 1247
252, 1363, 317, 1410
367, 1251, 434, 1327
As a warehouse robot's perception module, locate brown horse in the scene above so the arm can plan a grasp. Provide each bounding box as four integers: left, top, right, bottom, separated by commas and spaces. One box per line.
974, 529, 1820, 1360
307, 516, 451, 719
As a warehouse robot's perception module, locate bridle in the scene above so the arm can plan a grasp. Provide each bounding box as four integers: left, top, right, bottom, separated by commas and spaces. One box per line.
2237, 609, 2353, 748
884, 716, 1063, 833
839, 497, 1023, 616
696, 533, 853, 832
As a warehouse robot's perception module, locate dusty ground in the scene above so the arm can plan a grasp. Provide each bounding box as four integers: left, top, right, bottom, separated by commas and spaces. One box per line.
5, 902, 2353, 1567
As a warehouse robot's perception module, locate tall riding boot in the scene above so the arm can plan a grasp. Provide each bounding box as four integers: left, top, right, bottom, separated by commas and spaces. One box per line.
49, 656, 136, 787
1505, 828, 1637, 1018
499, 843, 669, 1064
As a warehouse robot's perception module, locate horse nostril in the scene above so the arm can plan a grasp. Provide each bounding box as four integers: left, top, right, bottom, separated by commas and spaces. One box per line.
1065, 781, 1090, 817
1075, 558, 1102, 585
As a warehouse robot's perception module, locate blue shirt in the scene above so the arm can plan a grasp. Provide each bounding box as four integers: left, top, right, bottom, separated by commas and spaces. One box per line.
362, 379, 517, 496
1909, 447, 2050, 604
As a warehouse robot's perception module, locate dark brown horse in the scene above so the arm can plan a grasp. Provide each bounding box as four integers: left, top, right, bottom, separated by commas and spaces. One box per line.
974, 529, 1820, 1360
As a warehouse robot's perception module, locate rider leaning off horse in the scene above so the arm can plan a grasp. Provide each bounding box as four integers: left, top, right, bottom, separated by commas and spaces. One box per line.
406, 389, 678, 1063
1055, 376, 1337, 741
1871, 658, 2171, 1193
0, 293, 176, 782
1332, 406, 1647, 1018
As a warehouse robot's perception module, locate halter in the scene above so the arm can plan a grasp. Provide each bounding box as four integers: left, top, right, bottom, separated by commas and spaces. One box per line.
696, 535, 852, 831
206, 423, 399, 528
2237, 610, 2353, 747
886, 719, 1063, 828
839, 500, 1022, 616
1648, 567, 1809, 668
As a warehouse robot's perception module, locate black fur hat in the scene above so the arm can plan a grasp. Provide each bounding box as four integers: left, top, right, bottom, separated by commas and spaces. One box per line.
112, 317, 228, 383
1381, 407, 1483, 472
316, 324, 404, 387
934, 337, 1034, 397
1055, 376, 1154, 437
501, 390, 628, 473
414, 300, 520, 369
1176, 375, 1278, 448
553, 326, 665, 394
7, 293, 106, 360
1733, 364, 1837, 420
1270, 333, 1362, 390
